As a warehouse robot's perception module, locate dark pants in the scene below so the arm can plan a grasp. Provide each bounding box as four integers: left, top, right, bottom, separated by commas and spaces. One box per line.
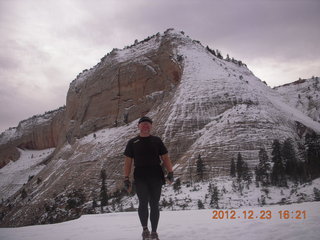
135, 178, 162, 232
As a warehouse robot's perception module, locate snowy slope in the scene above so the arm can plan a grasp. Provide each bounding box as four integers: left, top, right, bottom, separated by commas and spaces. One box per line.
166, 30, 320, 136
0, 148, 55, 200
1, 202, 319, 240
275, 77, 320, 123
158, 30, 320, 174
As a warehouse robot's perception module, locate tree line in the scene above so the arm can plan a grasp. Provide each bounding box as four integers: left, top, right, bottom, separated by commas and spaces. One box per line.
250, 134, 320, 187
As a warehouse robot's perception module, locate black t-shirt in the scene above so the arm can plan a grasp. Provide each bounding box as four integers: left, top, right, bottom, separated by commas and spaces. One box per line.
124, 135, 168, 181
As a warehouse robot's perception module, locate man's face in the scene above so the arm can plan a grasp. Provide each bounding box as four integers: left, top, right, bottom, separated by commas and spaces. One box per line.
138, 121, 152, 134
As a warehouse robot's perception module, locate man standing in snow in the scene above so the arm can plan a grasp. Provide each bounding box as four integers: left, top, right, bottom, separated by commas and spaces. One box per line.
123, 116, 174, 240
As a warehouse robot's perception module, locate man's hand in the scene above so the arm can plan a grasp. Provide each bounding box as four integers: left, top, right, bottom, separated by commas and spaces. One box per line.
167, 172, 174, 184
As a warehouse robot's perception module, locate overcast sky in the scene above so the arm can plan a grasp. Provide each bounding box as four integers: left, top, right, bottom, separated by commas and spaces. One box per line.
0, 0, 319, 133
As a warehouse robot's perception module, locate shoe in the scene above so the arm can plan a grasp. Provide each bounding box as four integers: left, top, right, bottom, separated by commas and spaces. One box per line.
150, 232, 160, 240
142, 228, 150, 240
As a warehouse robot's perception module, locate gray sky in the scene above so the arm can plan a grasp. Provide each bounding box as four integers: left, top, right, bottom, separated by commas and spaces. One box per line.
0, 0, 319, 133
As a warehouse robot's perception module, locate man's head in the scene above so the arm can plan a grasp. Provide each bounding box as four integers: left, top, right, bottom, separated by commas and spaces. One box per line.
138, 116, 153, 125
138, 116, 153, 136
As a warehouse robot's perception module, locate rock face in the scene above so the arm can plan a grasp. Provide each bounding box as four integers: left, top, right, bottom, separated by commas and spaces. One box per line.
0, 29, 320, 227
0, 107, 65, 167
63, 32, 182, 143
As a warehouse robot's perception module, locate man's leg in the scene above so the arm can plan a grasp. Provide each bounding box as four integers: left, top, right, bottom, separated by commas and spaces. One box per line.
148, 179, 162, 233
135, 180, 150, 228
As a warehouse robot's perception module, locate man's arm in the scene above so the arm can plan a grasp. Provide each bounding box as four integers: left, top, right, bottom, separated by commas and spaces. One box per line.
124, 156, 133, 177
161, 153, 173, 173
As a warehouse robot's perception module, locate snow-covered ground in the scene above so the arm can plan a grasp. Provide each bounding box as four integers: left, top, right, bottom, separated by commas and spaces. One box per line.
0, 201, 319, 240
0, 148, 55, 200
116, 177, 320, 214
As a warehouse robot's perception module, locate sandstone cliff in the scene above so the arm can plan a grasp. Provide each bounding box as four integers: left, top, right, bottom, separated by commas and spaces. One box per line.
63, 31, 182, 143
0, 107, 65, 167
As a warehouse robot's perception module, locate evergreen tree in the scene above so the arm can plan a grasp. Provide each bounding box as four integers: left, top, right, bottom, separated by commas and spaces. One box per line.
197, 199, 205, 209
282, 138, 298, 181
305, 133, 320, 179
234, 153, 252, 184
230, 158, 236, 178
92, 198, 98, 209
173, 178, 181, 193
255, 148, 271, 186
242, 161, 252, 184
216, 50, 223, 59
21, 189, 27, 199
100, 169, 108, 209
196, 154, 205, 181
271, 140, 287, 187
206, 46, 216, 56
208, 183, 214, 194
210, 185, 219, 208
296, 161, 308, 183
236, 152, 244, 180
314, 187, 320, 201
123, 113, 129, 124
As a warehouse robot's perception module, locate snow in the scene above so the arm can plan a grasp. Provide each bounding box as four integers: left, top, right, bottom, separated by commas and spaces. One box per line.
72, 68, 96, 89
0, 148, 55, 200
115, 36, 161, 63
0, 128, 17, 145
275, 77, 320, 123
119, 177, 320, 211
262, 87, 320, 133
0, 201, 319, 240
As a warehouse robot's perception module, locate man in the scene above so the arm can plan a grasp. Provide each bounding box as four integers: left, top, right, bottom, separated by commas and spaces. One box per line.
123, 116, 174, 240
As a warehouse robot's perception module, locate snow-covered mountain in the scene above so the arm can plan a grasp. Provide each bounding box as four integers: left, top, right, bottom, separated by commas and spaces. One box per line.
0, 29, 319, 227
274, 77, 320, 123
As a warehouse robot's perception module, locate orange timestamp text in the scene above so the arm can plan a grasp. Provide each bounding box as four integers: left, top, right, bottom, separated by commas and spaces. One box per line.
212, 210, 307, 220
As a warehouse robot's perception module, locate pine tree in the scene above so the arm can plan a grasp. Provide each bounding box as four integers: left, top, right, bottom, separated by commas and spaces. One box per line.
206, 46, 216, 56
216, 50, 223, 59
230, 158, 236, 178
255, 148, 271, 186
100, 169, 108, 210
173, 178, 181, 193
314, 187, 320, 201
197, 199, 205, 209
296, 161, 308, 183
210, 185, 219, 208
271, 140, 287, 187
21, 189, 27, 199
196, 154, 205, 181
236, 152, 244, 180
282, 138, 298, 181
92, 198, 98, 209
305, 133, 320, 179
123, 113, 129, 124
242, 161, 252, 185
